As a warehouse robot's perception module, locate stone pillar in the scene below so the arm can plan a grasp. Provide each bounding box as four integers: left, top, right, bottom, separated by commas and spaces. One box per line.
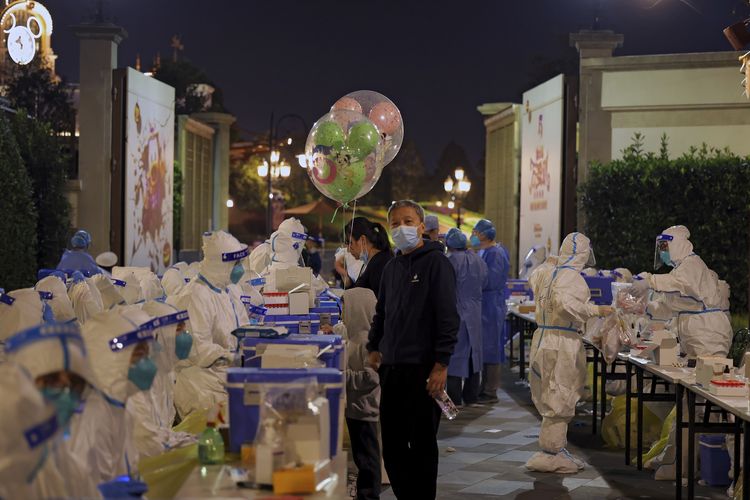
192, 112, 236, 231
71, 23, 127, 257
570, 30, 623, 230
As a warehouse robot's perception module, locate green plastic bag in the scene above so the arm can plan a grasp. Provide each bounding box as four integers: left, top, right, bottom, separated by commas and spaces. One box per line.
641, 405, 675, 466
601, 394, 662, 450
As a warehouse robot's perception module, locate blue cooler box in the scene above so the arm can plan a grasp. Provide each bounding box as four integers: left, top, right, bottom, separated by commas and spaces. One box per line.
261, 314, 320, 335
226, 367, 344, 455
241, 334, 344, 369
583, 276, 615, 305
311, 307, 340, 326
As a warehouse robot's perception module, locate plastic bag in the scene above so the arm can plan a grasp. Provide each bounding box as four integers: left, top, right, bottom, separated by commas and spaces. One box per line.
601, 395, 662, 450
641, 405, 675, 466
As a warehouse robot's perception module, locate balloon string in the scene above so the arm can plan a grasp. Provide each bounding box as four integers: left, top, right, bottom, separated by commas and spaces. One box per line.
330, 205, 340, 224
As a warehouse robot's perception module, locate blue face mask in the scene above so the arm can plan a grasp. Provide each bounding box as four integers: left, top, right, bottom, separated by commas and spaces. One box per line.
128, 357, 158, 391
40, 387, 80, 429
470, 235, 481, 248
360, 248, 369, 264
230, 262, 245, 284
175, 331, 193, 360
391, 226, 420, 252
660, 250, 672, 267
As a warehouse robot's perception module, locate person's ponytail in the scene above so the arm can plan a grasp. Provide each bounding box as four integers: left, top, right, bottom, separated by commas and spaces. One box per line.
370, 222, 390, 252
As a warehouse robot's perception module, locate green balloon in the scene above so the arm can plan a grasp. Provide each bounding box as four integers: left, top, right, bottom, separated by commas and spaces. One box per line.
329, 159, 366, 204
347, 121, 379, 159
313, 121, 345, 149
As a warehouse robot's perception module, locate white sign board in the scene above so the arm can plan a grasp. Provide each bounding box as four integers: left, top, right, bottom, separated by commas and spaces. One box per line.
519, 74, 564, 271
124, 68, 175, 273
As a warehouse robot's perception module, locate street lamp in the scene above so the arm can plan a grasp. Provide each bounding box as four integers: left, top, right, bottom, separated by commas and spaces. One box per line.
266, 113, 309, 234
443, 167, 471, 228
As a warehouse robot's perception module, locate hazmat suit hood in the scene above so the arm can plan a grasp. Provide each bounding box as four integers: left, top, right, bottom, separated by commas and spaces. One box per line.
111, 268, 145, 305
0, 288, 46, 342
139, 271, 166, 301
660, 225, 694, 266
162, 266, 188, 297
82, 307, 154, 404
35, 276, 76, 323
247, 242, 271, 275
199, 231, 249, 289
141, 300, 189, 372
6, 322, 93, 385
336, 287, 377, 372
0, 363, 59, 499
613, 268, 633, 283
269, 219, 308, 267
558, 232, 594, 272
90, 274, 125, 310
68, 278, 103, 325
185, 261, 200, 279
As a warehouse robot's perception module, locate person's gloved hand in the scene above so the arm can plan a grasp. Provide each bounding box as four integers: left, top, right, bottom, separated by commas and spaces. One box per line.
631, 275, 650, 294
598, 305, 613, 317
98, 478, 148, 499
71, 271, 85, 284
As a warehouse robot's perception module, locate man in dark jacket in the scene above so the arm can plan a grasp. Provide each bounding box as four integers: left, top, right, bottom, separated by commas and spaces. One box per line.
367, 200, 459, 500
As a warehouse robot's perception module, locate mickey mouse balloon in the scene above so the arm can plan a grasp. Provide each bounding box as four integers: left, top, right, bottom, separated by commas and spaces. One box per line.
332, 90, 403, 166
305, 109, 386, 205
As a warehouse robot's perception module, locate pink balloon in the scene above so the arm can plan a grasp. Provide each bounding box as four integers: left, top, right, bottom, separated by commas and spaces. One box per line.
332, 97, 363, 115
369, 101, 401, 136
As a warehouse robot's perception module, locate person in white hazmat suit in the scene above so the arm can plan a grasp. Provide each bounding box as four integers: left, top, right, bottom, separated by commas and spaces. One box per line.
0, 288, 48, 341
112, 268, 146, 305
633, 226, 732, 480
89, 273, 127, 310
69, 306, 157, 486
68, 272, 104, 324
162, 264, 190, 297
525, 233, 612, 473
0, 362, 61, 500
127, 301, 196, 460
5, 321, 100, 498
247, 218, 306, 276
169, 230, 249, 418
519, 245, 547, 280
35, 274, 77, 323
635, 225, 732, 358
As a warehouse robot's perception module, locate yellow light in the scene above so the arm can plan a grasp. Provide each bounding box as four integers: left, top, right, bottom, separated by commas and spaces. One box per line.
270, 150, 280, 164
448, 201, 455, 209
287, 137, 293, 145
454, 168, 465, 181
279, 163, 291, 178
436, 201, 443, 207
257, 162, 269, 177
443, 177, 454, 193
226, 199, 234, 208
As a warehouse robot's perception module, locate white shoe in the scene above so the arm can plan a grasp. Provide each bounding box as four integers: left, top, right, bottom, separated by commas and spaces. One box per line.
525, 450, 582, 474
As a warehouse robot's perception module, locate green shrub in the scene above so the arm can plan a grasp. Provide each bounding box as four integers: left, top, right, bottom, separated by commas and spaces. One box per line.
0, 116, 38, 289
580, 133, 750, 314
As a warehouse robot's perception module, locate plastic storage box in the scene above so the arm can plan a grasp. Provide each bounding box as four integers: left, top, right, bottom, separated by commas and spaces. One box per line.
583, 276, 615, 305
242, 334, 343, 369
226, 367, 344, 456
262, 314, 321, 335
699, 434, 731, 486
310, 307, 340, 326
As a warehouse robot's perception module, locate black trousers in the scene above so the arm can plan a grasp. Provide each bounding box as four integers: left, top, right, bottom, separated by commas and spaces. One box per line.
447, 353, 480, 405
346, 418, 381, 500
379, 364, 441, 500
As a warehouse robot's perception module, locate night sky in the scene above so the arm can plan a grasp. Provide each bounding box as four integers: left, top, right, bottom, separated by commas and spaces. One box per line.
47, 0, 744, 170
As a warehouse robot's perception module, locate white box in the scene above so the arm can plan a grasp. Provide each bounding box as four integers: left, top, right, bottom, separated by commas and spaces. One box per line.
696, 356, 733, 387
654, 338, 679, 366
289, 292, 310, 315
256, 444, 286, 485
708, 379, 748, 397
285, 397, 330, 464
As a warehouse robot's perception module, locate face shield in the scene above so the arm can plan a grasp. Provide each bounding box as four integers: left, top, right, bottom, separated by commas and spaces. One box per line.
654, 234, 673, 270
586, 246, 596, 268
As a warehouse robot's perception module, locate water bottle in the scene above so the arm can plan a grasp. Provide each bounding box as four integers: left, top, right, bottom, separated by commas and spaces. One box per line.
198, 421, 225, 465
434, 390, 459, 420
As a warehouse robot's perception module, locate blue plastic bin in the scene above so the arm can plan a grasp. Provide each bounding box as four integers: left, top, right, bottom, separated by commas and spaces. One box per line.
699, 434, 731, 486
310, 307, 340, 326
583, 276, 615, 305
226, 367, 344, 455
241, 334, 343, 369
261, 314, 319, 335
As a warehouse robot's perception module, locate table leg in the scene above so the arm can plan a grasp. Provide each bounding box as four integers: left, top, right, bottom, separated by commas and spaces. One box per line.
519, 321, 526, 380
636, 367, 644, 471
675, 384, 684, 500
625, 361, 633, 466
688, 390, 695, 500
734, 418, 741, 495
743, 419, 749, 500
600, 356, 607, 429
592, 348, 599, 435
509, 316, 515, 365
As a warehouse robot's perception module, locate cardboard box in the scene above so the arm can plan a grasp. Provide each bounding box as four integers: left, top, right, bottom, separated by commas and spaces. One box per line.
654, 338, 679, 366
289, 292, 310, 315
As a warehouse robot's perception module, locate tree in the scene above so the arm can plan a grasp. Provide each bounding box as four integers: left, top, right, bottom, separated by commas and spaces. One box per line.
11, 113, 71, 270
0, 116, 38, 290
153, 59, 226, 115
5, 62, 75, 135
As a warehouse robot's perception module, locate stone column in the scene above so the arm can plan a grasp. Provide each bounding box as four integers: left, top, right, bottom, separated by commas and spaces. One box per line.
570, 30, 623, 229
192, 112, 236, 231
71, 22, 127, 256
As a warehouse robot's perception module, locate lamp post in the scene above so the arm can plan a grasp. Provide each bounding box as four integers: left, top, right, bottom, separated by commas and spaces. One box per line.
265, 113, 308, 234
443, 167, 471, 228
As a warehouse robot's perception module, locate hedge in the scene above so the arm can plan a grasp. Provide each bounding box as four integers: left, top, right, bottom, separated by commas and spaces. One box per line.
580, 134, 750, 314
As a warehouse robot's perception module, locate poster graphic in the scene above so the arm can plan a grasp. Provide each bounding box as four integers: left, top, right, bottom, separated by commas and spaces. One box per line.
519, 74, 564, 272
124, 69, 175, 273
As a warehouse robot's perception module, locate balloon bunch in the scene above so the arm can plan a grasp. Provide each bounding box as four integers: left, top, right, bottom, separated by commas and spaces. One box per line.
305, 91, 403, 205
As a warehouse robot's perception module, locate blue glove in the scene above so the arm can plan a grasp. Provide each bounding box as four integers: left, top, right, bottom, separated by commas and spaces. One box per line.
71, 271, 86, 284
98, 478, 148, 499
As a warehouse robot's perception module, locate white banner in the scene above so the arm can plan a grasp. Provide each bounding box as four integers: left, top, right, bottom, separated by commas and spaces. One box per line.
124, 68, 175, 273
519, 74, 564, 272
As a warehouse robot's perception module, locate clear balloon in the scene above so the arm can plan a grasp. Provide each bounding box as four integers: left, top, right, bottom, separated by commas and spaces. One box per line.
305, 110, 386, 205
336, 90, 404, 166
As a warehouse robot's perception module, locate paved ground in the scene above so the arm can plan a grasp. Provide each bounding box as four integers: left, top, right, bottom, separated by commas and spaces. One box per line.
349, 364, 731, 499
